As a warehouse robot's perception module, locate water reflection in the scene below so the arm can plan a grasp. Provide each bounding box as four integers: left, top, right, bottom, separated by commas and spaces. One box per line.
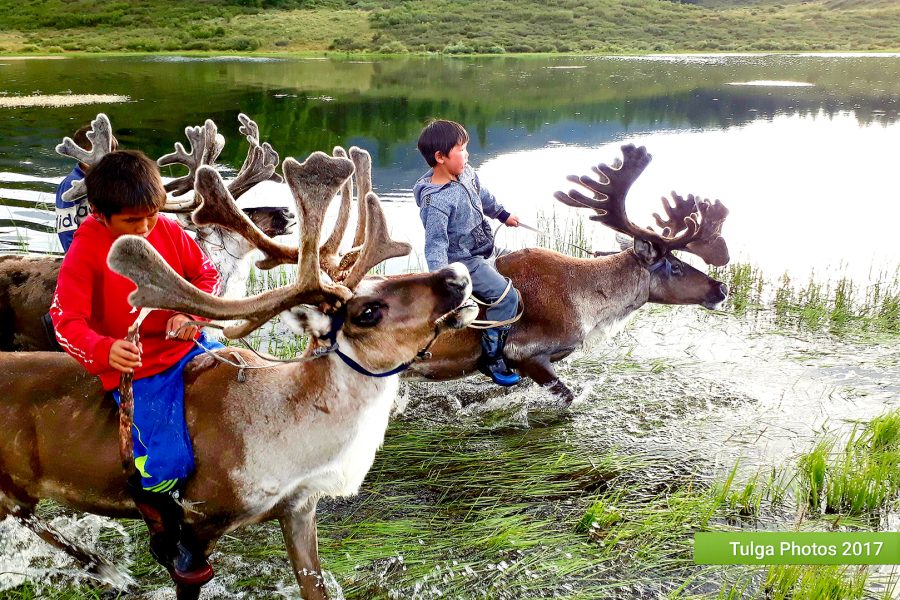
1, 55, 899, 279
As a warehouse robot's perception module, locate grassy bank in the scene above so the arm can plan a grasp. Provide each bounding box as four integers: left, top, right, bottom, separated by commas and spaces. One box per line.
0, 0, 898, 55
710, 262, 900, 339
4, 402, 898, 599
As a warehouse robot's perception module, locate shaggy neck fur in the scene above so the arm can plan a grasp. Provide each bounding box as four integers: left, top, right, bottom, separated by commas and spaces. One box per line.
194, 225, 257, 298
224, 353, 398, 525
578, 251, 650, 350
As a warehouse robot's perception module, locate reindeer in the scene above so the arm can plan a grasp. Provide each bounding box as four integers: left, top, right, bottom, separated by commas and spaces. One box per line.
406, 144, 730, 403
0, 145, 476, 599
0, 114, 294, 351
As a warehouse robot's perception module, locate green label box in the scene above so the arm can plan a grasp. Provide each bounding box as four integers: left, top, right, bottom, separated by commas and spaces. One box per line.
694, 532, 900, 565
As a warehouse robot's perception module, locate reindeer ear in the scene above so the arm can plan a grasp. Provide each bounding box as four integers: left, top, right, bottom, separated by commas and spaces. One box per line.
633, 238, 662, 266
615, 233, 632, 251
280, 305, 333, 338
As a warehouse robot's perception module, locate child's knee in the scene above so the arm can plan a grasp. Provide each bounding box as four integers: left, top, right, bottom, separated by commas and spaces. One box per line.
498, 286, 520, 315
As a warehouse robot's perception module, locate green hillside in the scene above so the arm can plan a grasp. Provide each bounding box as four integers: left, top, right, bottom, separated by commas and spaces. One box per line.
0, 0, 897, 54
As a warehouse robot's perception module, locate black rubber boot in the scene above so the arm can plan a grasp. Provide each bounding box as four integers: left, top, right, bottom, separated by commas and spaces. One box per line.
476, 326, 520, 387
128, 476, 214, 586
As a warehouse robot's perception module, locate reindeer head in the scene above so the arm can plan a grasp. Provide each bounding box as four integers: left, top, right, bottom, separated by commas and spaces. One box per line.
108, 146, 476, 374
242, 206, 295, 238
554, 144, 730, 309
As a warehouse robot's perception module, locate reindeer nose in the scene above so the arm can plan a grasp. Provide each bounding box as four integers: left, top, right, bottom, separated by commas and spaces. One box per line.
441, 263, 472, 296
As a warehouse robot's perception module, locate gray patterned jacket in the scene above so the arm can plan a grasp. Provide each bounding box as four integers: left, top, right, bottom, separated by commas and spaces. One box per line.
414, 165, 511, 271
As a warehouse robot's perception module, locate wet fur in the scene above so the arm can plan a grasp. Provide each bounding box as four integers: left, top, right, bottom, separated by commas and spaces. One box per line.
407, 246, 726, 402
0, 265, 472, 600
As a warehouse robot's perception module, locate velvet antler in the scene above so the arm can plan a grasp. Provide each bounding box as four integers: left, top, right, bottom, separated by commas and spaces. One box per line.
554, 144, 730, 266
55, 113, 116, 201
109, 148, 411, 339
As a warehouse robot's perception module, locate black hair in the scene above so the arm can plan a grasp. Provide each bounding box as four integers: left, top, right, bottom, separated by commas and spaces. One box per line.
85, 150, 166, 218
417, 119, 469, 167
71, 125, 119, 169
72, 125, 93, 150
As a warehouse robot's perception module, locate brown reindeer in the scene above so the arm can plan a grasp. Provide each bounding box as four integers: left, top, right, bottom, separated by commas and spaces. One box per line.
0, 148, 476, 600
0, 114, 294, 351
407, 144, 730, 403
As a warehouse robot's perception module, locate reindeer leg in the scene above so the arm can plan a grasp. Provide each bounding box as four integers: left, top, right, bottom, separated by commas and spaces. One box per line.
175, 583, 202, 600
6, 503, 130, 585
280, 498, 328, 600
517, 355, 574, 405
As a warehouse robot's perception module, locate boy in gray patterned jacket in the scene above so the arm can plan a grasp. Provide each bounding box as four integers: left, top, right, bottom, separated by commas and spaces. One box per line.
414, 119, 521, 386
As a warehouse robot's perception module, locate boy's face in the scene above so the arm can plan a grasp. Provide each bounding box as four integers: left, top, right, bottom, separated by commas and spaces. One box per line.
97, 207, 160, 238
437, 141, 468, 178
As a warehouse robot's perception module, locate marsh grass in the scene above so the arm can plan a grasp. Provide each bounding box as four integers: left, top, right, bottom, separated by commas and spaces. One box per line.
533, 210, 592, 258
797, 410, 900, 517
744, 265, 899, 337
763, 564, 869, 600
3, 411, 899, 598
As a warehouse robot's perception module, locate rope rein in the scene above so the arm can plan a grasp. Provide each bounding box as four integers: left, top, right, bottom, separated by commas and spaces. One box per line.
466, 277, 525, 329
493, 221, 594, 256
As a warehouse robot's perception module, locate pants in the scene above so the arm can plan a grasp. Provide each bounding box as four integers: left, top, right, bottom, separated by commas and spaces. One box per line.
112, 333, 224, 492
463, 256, 520, 326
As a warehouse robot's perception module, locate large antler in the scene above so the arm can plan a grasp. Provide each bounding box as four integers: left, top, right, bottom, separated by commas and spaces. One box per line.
158, 114, 281, 213
226, 113, 283, 199
653, 191, 698, 236
55, 113, 116, 201
158, 119, 224, 200
109, 150, 411, 339
318, 146, 384, 282
319, 146, 354, 278
553, 144, 730, 266
350, 146, 371, 248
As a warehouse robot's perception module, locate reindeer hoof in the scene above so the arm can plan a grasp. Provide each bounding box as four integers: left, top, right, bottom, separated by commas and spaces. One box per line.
545, 380, 574, 407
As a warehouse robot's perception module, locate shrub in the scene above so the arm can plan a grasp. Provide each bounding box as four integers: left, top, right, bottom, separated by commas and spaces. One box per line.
504, 43, 533, 53
274, 39, 290, 47
330, 37, 360, 51
443, 41, 474, 54
226, 36, 261, 51
378, 40, 409, 53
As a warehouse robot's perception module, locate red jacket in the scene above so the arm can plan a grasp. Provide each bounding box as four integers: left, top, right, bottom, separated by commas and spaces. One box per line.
51, 214, 221, 391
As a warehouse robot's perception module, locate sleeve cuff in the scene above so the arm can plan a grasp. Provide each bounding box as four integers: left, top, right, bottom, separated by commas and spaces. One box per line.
497, 210, 511, 223
93, 337, 115, 371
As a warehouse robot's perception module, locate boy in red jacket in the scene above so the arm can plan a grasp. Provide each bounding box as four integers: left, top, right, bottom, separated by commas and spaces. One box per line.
50, 150, 222, 586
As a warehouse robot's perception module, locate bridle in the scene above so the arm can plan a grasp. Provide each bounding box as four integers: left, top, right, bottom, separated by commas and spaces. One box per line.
313, 306, 442, 378
170, 302, 463, 379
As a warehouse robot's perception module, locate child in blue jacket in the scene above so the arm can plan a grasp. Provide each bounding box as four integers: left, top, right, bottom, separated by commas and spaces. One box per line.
55, 125, 119, 252
414, 119, 521, 386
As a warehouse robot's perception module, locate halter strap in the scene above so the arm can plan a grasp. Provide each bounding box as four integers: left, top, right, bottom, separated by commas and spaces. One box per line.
323, 307, 438, 377
647, 257, 673, 276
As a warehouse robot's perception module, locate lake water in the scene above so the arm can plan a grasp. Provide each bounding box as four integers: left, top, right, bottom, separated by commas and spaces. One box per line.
2, 53, 899, 284
2, 53, 899, 600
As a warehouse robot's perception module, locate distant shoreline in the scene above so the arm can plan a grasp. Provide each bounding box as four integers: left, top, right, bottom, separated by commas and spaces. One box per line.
3, 50, 900, 60
1, 0, 897, 57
